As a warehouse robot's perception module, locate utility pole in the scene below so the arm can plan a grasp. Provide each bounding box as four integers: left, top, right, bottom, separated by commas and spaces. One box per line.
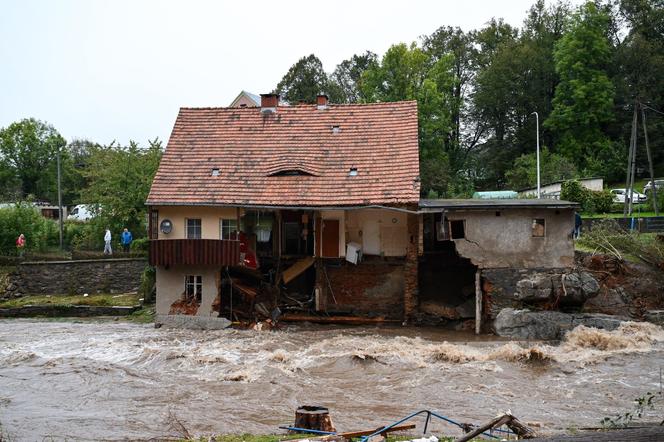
641, 105, 658, 215
624, 104, 638, 217
531, 111, 541, 198
57, 152, 63, 250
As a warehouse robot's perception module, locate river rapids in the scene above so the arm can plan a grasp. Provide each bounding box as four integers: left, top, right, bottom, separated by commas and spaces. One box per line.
0, 320, 663, 440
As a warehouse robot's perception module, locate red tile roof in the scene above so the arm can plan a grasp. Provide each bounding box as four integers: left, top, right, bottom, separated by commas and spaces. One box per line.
147, 101, 420, 207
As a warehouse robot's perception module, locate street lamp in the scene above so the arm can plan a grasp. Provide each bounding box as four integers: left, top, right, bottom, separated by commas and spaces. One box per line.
531, 111, 541, 199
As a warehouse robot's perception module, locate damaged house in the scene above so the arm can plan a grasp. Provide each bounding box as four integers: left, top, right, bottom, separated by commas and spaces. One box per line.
146, 94, 582, 330
146, 94, 420, 324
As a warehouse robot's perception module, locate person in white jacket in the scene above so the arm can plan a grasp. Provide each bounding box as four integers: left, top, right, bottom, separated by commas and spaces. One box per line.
103, 229, 112, 255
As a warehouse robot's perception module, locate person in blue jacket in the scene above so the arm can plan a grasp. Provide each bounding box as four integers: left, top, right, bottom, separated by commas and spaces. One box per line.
121, 228, 133, 253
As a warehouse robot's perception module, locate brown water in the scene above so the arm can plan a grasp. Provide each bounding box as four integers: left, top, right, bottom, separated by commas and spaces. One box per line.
0, 320, 663, 441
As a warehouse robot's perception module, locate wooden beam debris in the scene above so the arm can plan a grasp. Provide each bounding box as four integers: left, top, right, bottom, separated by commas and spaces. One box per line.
457, 412, 537, 442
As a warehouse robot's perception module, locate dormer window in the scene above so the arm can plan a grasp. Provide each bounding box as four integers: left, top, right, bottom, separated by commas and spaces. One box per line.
270, 169, 313, 177
348, 167, 358, 177
211, 168, 220, 176
332, 125, 341, 134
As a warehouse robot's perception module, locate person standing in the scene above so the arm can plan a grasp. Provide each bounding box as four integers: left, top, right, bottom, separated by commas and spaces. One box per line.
103, 228, 113, 255
16, 233, 25, 257
121, 228, 133, 253
574, 212, 582, 239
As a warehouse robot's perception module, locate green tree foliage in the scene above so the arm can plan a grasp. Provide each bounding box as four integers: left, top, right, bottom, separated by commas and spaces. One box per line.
330, 51, 378, 103
78, 139, 163, 239
545, 2, 616, 173
360, 43, 457, 196
0, 118, 67, 202
275, 54, 341, 104
505, 147, 578, 190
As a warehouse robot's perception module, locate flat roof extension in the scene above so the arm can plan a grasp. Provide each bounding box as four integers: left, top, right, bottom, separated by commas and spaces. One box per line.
419, 198, 579, 211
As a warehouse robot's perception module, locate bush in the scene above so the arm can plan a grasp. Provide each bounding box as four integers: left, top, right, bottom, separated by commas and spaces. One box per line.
0, 203, 59, 255
131, 237, 149, 253
561, 180, 613, 214
139, 266, 156, 303
646, 190, 664, 213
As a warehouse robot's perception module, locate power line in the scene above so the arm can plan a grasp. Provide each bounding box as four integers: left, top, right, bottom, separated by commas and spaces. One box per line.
639, 102, 664, 116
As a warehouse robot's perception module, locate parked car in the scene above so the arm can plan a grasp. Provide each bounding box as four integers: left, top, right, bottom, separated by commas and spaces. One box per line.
643, 179, 664, 195
67, 204, 95, 221
610, 188, 647, 204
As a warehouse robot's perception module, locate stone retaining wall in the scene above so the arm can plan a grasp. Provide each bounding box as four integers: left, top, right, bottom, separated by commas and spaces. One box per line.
0, 305, 140, 318
5, 258, 147, 297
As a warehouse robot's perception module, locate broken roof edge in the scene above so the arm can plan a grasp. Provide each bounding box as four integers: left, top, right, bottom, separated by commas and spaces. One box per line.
419, 198, 580, 211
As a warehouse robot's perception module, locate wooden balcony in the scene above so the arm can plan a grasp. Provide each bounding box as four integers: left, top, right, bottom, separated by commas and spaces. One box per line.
149, 239, 241, 267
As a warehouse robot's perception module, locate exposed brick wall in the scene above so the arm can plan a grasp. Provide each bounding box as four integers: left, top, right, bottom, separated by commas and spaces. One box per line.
321, 259, 405, 319
404, 213, 419, 320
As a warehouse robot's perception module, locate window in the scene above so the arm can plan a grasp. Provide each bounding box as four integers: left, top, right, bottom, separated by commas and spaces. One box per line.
184, 275, 202, 303
449, 220, 465, 239
348, 167, 358, 176
532, 218, 545, 237
331, 125, 341, 134
149, 210, 159, 239
211, 168, 220, 176
220, 218, 238, 240
186, 218, 202, 239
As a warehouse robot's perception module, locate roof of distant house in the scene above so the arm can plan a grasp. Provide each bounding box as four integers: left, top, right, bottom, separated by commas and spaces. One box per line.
147, 101, 420, 207
419, 198, 579, 211
518, 177, 603, 193
229, 90, 262, 107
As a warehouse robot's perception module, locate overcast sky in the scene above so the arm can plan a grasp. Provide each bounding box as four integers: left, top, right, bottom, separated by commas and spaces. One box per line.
1, 0, 582, 146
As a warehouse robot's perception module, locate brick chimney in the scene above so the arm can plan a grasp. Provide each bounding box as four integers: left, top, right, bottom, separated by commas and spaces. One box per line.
316, 94, 329, 110
260, 93, 279, 112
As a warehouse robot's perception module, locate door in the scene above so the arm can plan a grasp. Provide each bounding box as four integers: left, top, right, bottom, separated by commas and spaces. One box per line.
321, 219, 339, 257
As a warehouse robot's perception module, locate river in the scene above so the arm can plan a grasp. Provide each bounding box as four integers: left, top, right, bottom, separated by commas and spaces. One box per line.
0, 319, 663, 441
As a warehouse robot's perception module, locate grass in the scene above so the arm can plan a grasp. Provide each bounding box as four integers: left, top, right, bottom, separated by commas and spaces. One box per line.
0, 292, 140, 309
124, 305, 156, 323
582, 210, 660, 219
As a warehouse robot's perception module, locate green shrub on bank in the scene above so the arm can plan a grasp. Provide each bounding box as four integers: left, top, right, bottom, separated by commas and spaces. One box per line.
0, 203, 59, 255
561, 180, 614, 214
139, 266, 156, 303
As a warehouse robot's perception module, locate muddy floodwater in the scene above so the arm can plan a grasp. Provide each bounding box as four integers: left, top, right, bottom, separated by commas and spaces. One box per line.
1, 320, 663, 441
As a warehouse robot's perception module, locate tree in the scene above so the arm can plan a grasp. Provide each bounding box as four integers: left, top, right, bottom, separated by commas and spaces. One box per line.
275, 54, 340, 104
330, 51, 378, 103
545, 1, 616, 173
79, 139, 163, 236
361, 43, 457, 196
505, 147, 578, 190
0, 118, 66, 202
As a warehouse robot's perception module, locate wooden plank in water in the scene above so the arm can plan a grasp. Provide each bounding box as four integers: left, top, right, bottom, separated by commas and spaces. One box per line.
280, 314, 401, 325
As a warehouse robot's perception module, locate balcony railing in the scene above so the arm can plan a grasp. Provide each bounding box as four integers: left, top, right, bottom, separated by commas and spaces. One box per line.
149, 239, 241, 267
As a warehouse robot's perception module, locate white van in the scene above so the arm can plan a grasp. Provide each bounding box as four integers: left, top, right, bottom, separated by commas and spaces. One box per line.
67, 204, 95, 221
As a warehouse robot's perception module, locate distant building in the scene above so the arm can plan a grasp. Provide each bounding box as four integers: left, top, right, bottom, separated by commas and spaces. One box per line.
228, 90, 261, 108
519, 177, 604, 199
473, 191, 518, 199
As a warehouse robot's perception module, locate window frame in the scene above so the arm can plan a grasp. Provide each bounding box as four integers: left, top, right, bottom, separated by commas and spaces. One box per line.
449, 219, 466, 239
186, 218, 202, 239
532, 218, 546, 237
220, 218, 238, 240
184, 275, 202, 303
